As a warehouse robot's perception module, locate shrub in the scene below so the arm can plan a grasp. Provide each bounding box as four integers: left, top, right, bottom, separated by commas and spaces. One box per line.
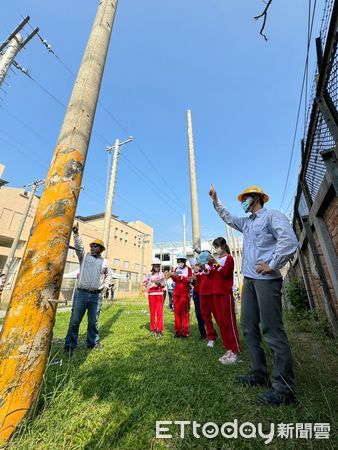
284, 277, 309, 313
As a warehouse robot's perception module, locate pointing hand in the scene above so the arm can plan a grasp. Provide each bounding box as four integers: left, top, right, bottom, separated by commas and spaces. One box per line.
209, 184, 218, 202
72, 222, 79, 234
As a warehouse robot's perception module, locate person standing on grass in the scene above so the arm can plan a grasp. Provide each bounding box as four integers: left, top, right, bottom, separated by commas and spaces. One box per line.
64, 223, 112, 354
171, 253, 192, 338
190, 262, 206, 340
208, 237, 241, 364
143, 258, 166, 337
209, 185, 298, 406
198, 252, 217, 348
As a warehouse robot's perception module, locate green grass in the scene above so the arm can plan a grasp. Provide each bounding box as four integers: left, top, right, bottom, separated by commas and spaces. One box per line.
9, 300, 338, 449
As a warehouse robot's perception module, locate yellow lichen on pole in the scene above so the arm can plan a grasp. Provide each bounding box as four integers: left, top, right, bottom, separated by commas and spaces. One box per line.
0, 0, 118, 443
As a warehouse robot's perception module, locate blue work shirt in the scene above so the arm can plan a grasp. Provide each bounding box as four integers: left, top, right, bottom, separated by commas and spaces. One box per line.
213, 199, 298, 280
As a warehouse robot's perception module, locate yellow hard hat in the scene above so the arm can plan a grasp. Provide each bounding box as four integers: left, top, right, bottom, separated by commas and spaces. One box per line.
237, 186, 269, 203
90, 239, 106, 250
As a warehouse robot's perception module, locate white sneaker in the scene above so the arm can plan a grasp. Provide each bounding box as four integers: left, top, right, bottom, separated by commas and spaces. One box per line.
218, 350, 231, 362
219, 350, 241, 365
207, 340, 215, 348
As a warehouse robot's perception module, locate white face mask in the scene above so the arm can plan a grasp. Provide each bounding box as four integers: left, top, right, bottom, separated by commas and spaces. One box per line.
178, 262, 185, 269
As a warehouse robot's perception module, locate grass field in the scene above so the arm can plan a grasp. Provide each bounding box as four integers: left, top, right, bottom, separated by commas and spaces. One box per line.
10, 299, 338, 449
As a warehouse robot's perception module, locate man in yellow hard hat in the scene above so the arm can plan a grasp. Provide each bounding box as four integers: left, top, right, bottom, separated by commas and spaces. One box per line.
64, 222, 112, 354
209, 185, 298, 406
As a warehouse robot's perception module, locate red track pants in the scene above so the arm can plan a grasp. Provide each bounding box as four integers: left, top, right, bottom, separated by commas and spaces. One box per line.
173, 294, 190, 336
200, 294, 217, 341
148, 294, 164, 332
213, 293, 241, 353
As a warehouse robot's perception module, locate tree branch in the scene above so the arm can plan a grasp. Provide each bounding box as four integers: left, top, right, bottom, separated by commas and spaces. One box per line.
254, 0, 273, 41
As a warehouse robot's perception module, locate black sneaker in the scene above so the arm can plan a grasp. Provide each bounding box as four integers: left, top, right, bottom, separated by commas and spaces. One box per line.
238, 371, 270, 387
174, 333, 181, 338
156, 331, 163, 337
257, 388, 297, 406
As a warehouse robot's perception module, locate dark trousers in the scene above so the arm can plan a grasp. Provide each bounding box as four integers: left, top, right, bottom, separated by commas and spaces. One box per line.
168, 291, 174, 310
193, 291, 206, 338
65, 289, 101, 348
241, 277, 295, 394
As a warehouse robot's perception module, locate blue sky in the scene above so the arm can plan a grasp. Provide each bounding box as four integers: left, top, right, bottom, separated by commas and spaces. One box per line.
1, 0, 324, 242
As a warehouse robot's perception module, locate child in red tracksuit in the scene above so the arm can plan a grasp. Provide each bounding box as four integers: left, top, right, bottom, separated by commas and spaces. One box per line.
143, 258, 166, 337
171, 254, 192, 337
199, 259, 217, 347
209, 237, 241, 364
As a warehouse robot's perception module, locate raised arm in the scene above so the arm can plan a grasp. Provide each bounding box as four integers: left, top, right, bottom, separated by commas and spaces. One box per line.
72, 222, 85, 262
209, 185, 246, 232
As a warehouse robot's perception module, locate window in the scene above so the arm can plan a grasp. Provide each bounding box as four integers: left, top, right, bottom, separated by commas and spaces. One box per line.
134, 263, 139, 271
155, 254, 160, 259
114, 258, 120, 267
124, 260, 129, 268
130, 272, 138, 282
163, 254, 170, 261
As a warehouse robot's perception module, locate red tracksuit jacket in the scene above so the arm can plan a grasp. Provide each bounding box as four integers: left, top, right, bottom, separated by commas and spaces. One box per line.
199, 266, 214, 296
211, 255, 234, 294
171, 266, 192, 296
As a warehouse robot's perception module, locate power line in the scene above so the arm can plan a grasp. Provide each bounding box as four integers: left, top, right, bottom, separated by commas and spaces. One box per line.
24, 26, 189, 212
119, 153, 183, 218
279, 0, 317, 210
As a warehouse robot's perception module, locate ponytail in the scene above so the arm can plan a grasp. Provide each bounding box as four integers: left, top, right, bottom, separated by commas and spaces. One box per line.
213, 236, 231, 254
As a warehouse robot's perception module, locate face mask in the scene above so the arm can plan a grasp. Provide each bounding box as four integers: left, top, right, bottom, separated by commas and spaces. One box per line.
241, 198, 253, 213
178, 262, 185, 269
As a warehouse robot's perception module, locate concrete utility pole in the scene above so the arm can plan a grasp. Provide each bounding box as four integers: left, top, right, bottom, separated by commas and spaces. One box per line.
138, 234, 150, 296
225, 224, 231, 247
0, 16, 39, 89
0, 0, 119, 443
186, 109, 201, 253
230, 227, 241, 289
2, 179, 44, 278
103, 136, 133, 254
182, 214, 186, 255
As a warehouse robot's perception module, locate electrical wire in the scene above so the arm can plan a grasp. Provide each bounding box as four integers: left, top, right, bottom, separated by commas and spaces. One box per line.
279, 0, 317, 210
24, 25, 189, 212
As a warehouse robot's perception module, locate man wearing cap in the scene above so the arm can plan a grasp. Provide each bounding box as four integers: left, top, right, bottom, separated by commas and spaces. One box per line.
64, 222, 112, 354
209, 185, 298, 405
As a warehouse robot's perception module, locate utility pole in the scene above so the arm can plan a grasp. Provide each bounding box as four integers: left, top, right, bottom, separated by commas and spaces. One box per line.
186, 109, 201, 253
2, 180, 44, 278
138, 234, 150, 296
230, 227, 242, 290
225, 224, 231, 247
103, 136, 133, 253
0, 16, 39, 89
182, 214, 186, 255
0, 0, 119, 443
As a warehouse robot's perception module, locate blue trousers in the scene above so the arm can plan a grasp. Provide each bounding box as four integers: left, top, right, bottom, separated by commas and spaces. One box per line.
193, 291, 206, 338
65, 289, 101, 348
